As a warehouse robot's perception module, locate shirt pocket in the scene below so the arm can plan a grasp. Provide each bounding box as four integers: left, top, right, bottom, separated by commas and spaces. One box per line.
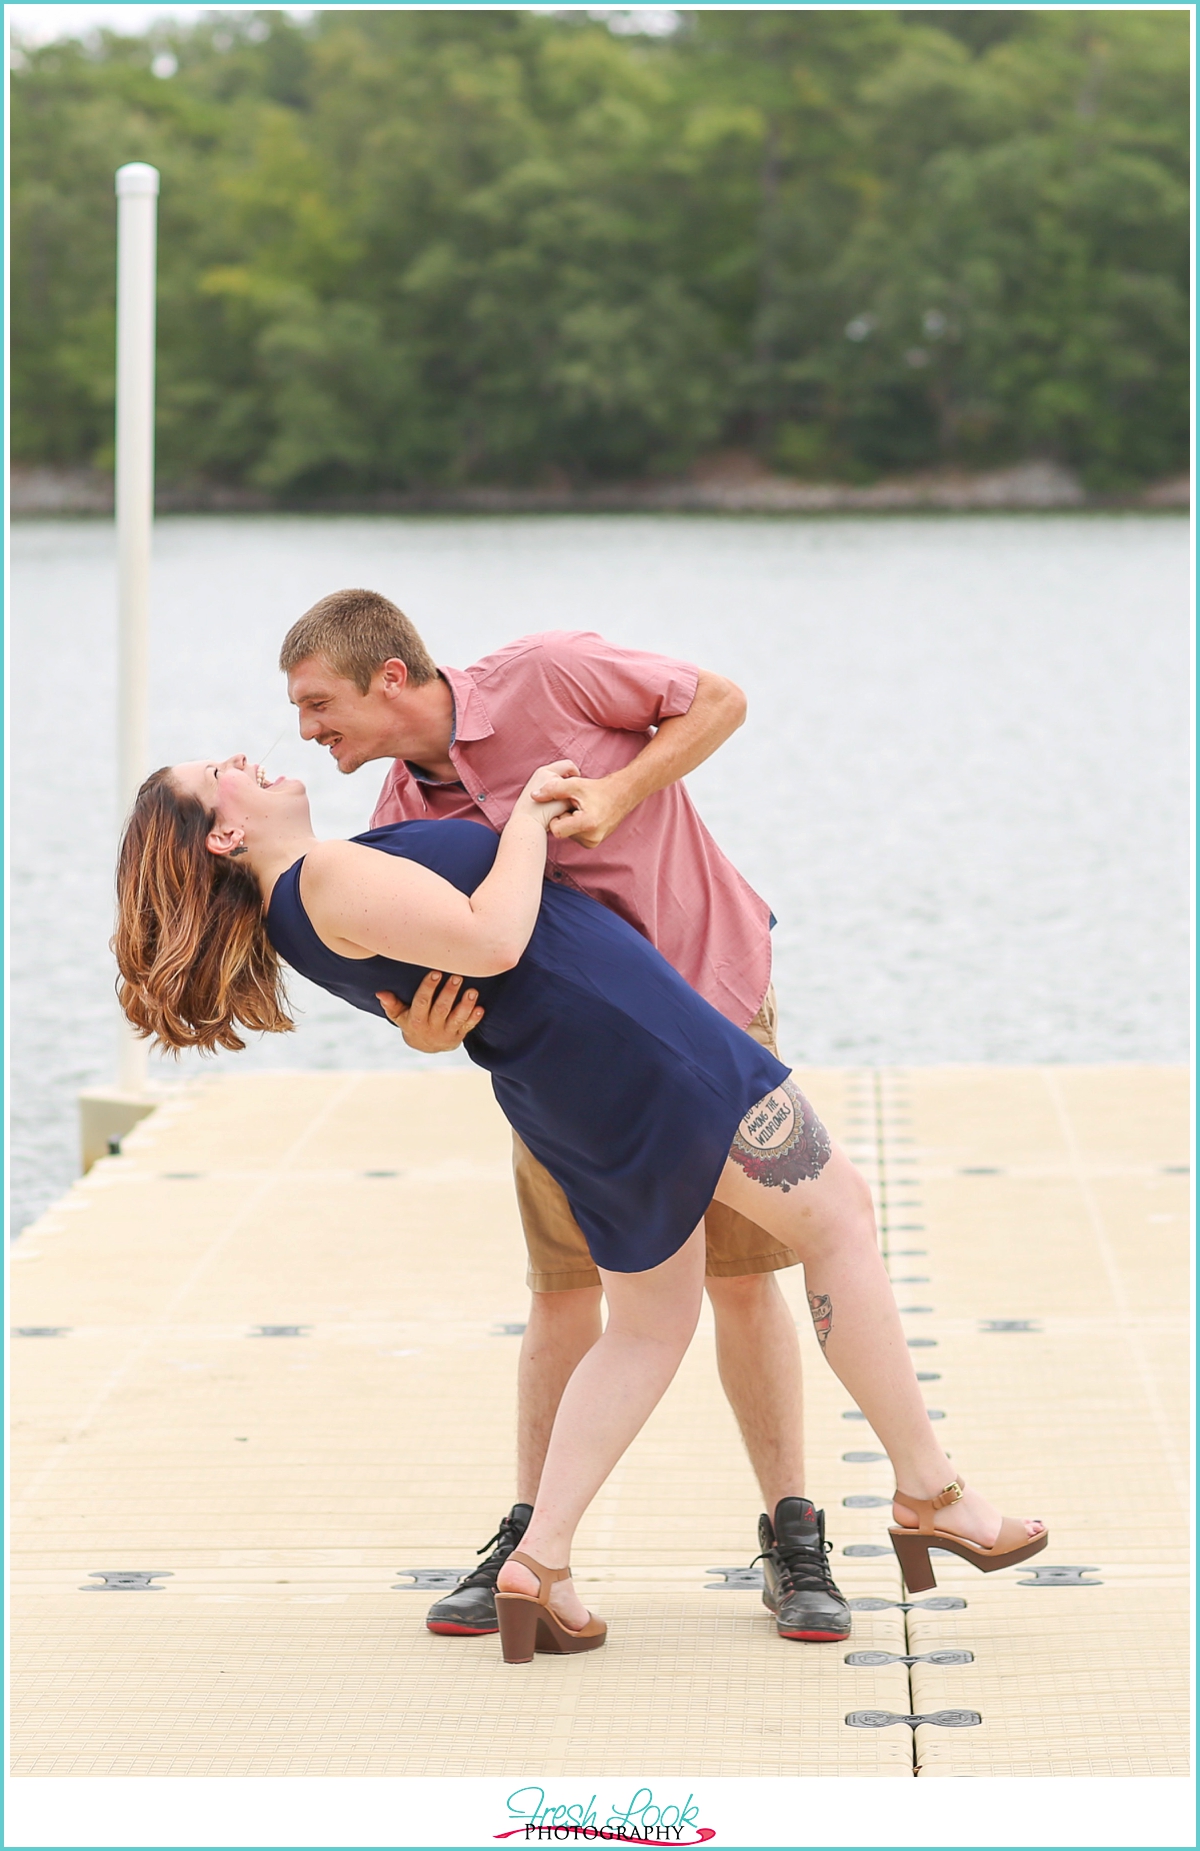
547, 726, 592, 774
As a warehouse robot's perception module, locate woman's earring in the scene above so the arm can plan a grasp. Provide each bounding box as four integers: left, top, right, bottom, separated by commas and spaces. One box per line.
229, 845, 249, 858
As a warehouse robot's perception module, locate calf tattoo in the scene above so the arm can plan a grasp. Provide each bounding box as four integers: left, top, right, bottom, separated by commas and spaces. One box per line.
731, 1079, 832, 1192
808, 1291, 833, 1350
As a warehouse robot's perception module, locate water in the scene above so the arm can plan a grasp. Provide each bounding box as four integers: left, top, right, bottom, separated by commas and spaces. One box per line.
10, 512, 1190, 1235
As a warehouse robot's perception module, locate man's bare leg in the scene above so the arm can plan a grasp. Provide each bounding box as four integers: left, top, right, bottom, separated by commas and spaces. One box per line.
516, 1285, 603, 1503
433, 1265, 824, 1640
705, 1267, 848, 1640
519, 1274, 805, 1511
706, 1270, 805, 1510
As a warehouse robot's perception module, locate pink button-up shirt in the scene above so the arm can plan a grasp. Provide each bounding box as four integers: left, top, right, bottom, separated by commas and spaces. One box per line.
370, 631, 772, 1027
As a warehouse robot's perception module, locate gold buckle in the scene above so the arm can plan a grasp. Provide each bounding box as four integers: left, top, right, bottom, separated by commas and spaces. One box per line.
937, 1480, 964, 1508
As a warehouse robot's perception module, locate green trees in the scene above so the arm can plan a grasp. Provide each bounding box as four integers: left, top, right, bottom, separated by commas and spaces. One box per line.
820, 11, 1190, 485
10, 8, 1188, 493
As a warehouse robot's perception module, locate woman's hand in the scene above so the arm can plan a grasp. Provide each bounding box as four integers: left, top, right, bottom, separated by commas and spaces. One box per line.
537, 773, 627, 848
512, 761, 580, 832
377, 972, 484, 1051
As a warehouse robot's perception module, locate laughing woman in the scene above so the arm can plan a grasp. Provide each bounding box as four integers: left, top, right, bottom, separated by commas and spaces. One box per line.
114, 752, 1046, 1663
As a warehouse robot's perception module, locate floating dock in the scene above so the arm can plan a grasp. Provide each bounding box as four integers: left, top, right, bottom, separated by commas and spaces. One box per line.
10, 1066, 1189, 1779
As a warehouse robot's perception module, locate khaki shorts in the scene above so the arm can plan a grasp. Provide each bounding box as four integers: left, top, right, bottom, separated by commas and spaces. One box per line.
514, 984, 799, 1292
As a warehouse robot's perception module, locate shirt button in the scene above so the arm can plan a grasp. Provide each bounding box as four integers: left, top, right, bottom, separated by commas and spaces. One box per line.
476, 791, 487, 802
551, 869, 563, 880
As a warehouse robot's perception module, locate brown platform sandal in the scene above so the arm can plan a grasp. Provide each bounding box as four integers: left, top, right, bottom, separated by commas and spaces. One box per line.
889, 1477, 1048, 1593
494, 1551, 608, 1664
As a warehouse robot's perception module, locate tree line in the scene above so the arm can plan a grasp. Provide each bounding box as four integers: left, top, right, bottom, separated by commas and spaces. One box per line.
11, 7, 1189, 495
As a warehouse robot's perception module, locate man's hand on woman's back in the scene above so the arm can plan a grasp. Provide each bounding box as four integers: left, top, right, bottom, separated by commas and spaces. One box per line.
377, 971, 484, 1051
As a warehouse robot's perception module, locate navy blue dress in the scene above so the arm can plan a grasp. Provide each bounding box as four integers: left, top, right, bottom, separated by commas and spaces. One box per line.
266, 819, 789, 1274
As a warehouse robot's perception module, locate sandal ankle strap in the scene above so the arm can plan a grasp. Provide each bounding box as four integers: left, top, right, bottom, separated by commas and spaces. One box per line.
509, 1550, 572, 1598
893, 1477, 965, 1526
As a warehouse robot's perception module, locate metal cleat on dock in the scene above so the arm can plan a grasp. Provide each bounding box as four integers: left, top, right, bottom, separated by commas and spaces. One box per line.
81, 1571, 173, 1592
1018, 1565, 1102, 1586
846, 1709, 982, 1729
846, 1650, 974, 1667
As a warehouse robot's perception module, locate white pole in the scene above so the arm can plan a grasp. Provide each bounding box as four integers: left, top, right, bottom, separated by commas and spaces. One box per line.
115, 161, 159, 1096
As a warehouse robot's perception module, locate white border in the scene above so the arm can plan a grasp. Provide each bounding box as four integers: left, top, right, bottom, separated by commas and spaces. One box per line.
5, 10, 1196, 1851
3, 1774, 1197, 1849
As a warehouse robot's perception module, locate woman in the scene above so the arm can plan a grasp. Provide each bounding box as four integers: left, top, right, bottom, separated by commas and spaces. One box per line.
115, 753, 1047, 1664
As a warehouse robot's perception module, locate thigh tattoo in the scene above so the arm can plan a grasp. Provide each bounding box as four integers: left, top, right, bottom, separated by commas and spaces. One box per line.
730, 1078, 832, 1192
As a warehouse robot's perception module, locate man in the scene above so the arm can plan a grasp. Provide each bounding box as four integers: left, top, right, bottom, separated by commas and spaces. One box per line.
280, 588, 849, 1643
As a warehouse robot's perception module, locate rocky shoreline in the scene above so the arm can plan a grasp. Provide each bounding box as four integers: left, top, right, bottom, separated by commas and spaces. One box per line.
11, 457, 1188, 517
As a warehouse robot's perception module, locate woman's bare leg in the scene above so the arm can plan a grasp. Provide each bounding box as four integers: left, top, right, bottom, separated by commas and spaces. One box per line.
497, 1226, 707, 1628
713, 1081, 1044, 1550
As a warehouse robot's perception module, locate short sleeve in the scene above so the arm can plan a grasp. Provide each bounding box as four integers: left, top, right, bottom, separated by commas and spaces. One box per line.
370, 760, 408, 828
537, 632, 699, 733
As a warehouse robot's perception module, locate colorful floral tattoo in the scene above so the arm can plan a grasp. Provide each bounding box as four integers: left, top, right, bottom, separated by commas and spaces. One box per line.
730, 1079, 832, 1193
807, 1290, 833, 1351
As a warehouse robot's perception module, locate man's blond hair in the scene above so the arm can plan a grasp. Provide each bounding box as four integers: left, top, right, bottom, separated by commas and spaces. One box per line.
279, 588, 438, 694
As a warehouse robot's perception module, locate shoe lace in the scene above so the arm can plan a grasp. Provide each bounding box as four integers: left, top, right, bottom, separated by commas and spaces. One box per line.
752, 1535, 839, 1599
453, 1515, 526, 1592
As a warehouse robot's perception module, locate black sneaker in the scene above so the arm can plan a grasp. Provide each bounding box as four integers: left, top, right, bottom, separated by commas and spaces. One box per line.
756, 1497, 852, 1642
425, 1503, 533, 1636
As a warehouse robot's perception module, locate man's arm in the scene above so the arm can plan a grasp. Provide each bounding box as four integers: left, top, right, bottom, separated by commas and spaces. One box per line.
536, 669, 746, 848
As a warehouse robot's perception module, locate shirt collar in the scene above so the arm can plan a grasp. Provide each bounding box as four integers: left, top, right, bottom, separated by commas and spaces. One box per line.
439, 665, 494, 745
404, 762, 461, 788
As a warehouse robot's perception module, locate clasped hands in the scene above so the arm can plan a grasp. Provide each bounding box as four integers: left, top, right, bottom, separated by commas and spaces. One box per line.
535, 768, 627, 850
378, 763, 629, 1051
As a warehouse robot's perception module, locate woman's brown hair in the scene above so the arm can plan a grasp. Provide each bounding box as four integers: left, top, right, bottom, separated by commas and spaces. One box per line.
114, 768, 294, 1053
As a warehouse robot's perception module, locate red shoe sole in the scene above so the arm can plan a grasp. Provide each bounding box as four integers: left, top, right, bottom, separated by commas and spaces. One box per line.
425, 1620, 498, 1636
777, 1627, 850, 1641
